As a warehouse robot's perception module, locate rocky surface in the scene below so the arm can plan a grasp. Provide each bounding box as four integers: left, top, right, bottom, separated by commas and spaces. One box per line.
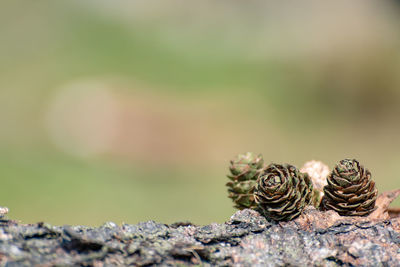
0, 190, 399, 266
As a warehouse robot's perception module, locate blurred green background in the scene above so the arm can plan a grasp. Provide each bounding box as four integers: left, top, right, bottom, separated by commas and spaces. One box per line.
1, 1, 400, 226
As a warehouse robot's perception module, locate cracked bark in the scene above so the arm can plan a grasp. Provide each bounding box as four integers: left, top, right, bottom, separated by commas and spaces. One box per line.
0, 190, 399, 266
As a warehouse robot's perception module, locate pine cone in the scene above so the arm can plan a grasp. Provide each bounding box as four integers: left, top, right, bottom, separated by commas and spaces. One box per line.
226, 152, 264, 210
0, 206, 8, 219
254, 163, 314, 221
321, 159, 378, 216
300, 160, 330, 208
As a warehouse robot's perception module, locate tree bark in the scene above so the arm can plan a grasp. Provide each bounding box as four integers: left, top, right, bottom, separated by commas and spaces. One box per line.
0, 190, 399, 266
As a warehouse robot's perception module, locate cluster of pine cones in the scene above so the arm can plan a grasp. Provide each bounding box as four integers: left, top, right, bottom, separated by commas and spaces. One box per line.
226, 153, 378, 221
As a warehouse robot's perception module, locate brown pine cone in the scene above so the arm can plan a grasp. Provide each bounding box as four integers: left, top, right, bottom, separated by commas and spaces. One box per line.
321, 159, 378, 216
254, 163, 313, 221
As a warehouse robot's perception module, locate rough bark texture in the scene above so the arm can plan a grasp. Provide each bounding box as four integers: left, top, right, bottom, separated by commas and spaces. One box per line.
0, 190, 399, 266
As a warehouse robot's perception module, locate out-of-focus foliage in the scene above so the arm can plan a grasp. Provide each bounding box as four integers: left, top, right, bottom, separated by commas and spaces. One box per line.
1, 0, 400, 225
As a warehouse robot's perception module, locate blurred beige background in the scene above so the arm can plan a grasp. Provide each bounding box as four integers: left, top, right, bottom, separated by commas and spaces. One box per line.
1, 0, 400, 225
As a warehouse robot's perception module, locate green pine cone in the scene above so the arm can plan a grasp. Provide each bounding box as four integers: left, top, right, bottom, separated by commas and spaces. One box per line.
226, 152, 264, 210
321, 159, 378, 216
254, 163, 314, 221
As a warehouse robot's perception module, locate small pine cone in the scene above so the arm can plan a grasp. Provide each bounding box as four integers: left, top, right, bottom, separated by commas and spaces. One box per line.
300, 160, 329, 191
226, 152, 264, 210
254, 163, 314, 221
300, 160, 330, 208
0, 206, 8, 218
321, 159, 378, 216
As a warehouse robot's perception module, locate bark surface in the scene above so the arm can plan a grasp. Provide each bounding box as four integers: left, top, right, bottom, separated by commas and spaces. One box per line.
0, 190, 399, 266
